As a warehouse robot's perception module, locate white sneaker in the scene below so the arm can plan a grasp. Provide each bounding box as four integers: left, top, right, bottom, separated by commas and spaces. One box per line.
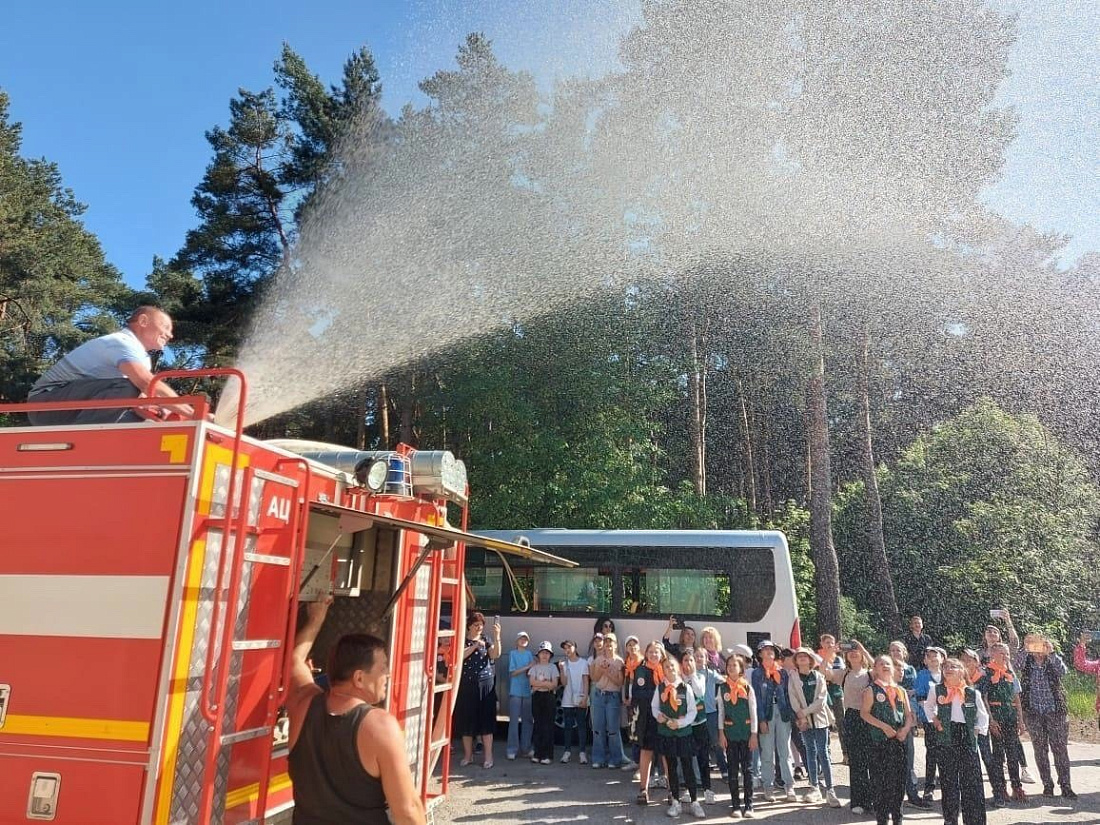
690, 801, 705, 818
826, 788, 841, 808
561, 751, 571, 763
1021, 767, 1036, 784
785, 789, 799, 803
621, 760, 638, 771
632, 771, 641, 782
540, 758, 552, 765
667, 800, 682, 818
579, 752, 588, 765
851, 806, 865, 815
802, 788, 822, 804
743, 809, 757, 819
731, 810, 743, 820
704, 789, 715, 805
679, 789, 690, 803
531, 756, 540, 764
592, 762, 604, 769
651, 775, 669, 789
506, 753, 516, 761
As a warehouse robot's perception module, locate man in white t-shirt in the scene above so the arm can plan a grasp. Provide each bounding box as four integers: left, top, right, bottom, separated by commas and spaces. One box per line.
28, 306, 191, 425
558, 640, 590, 764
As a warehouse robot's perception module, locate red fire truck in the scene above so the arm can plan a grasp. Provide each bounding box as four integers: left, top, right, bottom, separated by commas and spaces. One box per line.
0, 370, 570, 824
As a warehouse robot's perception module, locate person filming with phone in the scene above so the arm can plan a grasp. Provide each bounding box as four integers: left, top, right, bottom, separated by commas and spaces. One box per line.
1015, 631, 1075, 800
1072, 630, 1100, 732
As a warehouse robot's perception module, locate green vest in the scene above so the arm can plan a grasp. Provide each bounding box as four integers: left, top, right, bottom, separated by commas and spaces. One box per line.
867, 684, 906, 744
934, 684, 978, 751
721, 684, 753, 742
979, 668, 1018, 725
658, 683, 694, 738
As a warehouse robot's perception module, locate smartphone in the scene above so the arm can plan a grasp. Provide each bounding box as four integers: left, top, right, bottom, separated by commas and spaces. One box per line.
989, 609, 1003, 620
672, 616, 685, 630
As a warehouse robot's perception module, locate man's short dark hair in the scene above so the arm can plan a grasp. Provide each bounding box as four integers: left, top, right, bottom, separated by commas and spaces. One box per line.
328, 633, 386, 683
128, 305, 166, 324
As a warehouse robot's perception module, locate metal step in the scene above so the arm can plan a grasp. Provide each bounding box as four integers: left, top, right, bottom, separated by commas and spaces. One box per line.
243, 551, 292, 566
441, 577, 460, 586
232, 639, 282, 651
437, 629, 456, 639
433, 682, 453, 694
220, 725, 272, 746
429, 736, 450, 751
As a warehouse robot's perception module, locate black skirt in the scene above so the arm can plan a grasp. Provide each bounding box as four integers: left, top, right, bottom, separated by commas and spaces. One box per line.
690, 722, 710, 753
656, 731, 696, 758
635, 704, 659, 751
453, 678, 497, 738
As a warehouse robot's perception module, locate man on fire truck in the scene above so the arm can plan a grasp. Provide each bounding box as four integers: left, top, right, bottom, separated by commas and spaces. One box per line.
287, 597, 427, 825
26, 305, 193, 424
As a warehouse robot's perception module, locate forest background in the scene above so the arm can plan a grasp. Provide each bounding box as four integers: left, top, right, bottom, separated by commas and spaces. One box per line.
2, 3, 1098, 712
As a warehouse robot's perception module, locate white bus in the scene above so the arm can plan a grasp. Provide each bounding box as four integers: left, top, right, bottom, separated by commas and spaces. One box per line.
467, 529, 801, 708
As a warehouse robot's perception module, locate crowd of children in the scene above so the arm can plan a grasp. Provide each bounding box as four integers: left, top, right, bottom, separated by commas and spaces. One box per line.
483, 611, 1084, 824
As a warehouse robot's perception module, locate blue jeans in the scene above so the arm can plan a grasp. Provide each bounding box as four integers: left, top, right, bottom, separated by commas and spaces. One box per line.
803, 726, 833, 789
507, 694, 533, 757
760, 715, 794, 789
562, 705, 588, 754
591, 689, 625, 766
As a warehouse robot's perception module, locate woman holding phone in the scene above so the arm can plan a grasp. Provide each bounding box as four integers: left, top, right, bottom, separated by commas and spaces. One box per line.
454, 611, 502, 768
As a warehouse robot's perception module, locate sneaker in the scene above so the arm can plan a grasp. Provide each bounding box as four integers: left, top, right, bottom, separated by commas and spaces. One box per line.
667, 800, 682, 818
506, 753, 516, 761
540, 758, 552, 765
1012, 787, 1027, 804
906, 797, 932, 809
592, 762, 605, 769
825, 789, 841, 808
704, 789, 715, 805
752, 776, 762, 790
679, 789, 690, 803
1061, 787, 1078, 801
621, 760, 638, 771
802, 788, 822, 804
743, 807, 756, 819
561, 751, 571, 764
1020, 767, 1036, 784
785, 789, 799, 803
922, 789, 934, 803
690, 801, 705, 818
1041, 785, 1055, 798
851, 806, 865, 815
579, 752, 588, 765
730, 809, 743, 820
632, 771, 641, 782
793, 766, 805, 781
531, 756, 540, 763
990, 794, 1006, 808
527, 749, 536, 758
651, 775, 669, 789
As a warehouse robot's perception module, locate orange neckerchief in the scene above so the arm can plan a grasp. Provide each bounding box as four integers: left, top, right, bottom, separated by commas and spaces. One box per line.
874, 679, 902, 712
988, 661, 1014, 684
650, 660, 667, 686
625, 653, 641, 680
727, 676, 749, 703
937, 683, 966, 706
661, 681, 682, 711
966, 668, 982, 686
762, 661, 783, 684
818, 648, 838, 665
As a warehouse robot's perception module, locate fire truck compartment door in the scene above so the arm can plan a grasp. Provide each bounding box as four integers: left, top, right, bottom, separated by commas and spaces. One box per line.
307, 503, 577, 567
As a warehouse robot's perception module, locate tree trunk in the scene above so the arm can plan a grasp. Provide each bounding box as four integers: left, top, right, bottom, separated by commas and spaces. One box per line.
858, 326, 902, 636
808, 304, 842, 637
355, 385, 369, 450
737, 377, 757, 517
760, 412, 774, 517
379, 383, 390, 448
688, 322, 707, 496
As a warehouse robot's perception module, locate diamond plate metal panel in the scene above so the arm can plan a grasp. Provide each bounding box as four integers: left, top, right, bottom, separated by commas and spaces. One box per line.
310, 593, 392, 667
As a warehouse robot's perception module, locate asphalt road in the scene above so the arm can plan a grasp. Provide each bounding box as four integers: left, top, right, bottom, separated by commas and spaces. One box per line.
433, 736, 1100, 824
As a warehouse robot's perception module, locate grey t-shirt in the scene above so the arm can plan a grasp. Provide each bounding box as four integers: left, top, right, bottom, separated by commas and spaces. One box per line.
31, 328, 150, 394
529, 663, 558, 689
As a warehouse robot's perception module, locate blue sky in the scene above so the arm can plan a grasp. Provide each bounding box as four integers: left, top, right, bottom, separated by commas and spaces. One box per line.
0, 1, 1095, 290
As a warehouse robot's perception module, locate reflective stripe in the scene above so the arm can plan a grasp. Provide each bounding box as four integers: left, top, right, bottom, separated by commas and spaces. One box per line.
2, 713, 149, 742
0, 575, 169, 638
225, 773, 292, 811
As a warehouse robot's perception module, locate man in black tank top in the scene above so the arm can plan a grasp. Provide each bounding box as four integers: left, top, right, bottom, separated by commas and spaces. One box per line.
286, 598, 426, 825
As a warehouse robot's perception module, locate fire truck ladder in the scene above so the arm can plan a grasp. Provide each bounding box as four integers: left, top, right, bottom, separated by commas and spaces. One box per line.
420, 502, 468, 814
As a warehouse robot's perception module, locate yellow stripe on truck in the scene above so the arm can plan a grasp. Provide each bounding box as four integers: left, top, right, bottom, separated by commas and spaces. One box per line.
224, 772, 292, 811
2, 714, 149, 742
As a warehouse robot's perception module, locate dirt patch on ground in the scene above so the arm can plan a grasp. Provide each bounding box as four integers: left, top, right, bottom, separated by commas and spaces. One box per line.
1070, 715, 1099, 744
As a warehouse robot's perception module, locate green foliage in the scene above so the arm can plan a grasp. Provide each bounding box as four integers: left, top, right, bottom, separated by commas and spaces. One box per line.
768, 502, 817, 641
837, 399, 1100, 650
1064, 671, 1096, 720
840, 596, 888, 653
0, 89, 130, 402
